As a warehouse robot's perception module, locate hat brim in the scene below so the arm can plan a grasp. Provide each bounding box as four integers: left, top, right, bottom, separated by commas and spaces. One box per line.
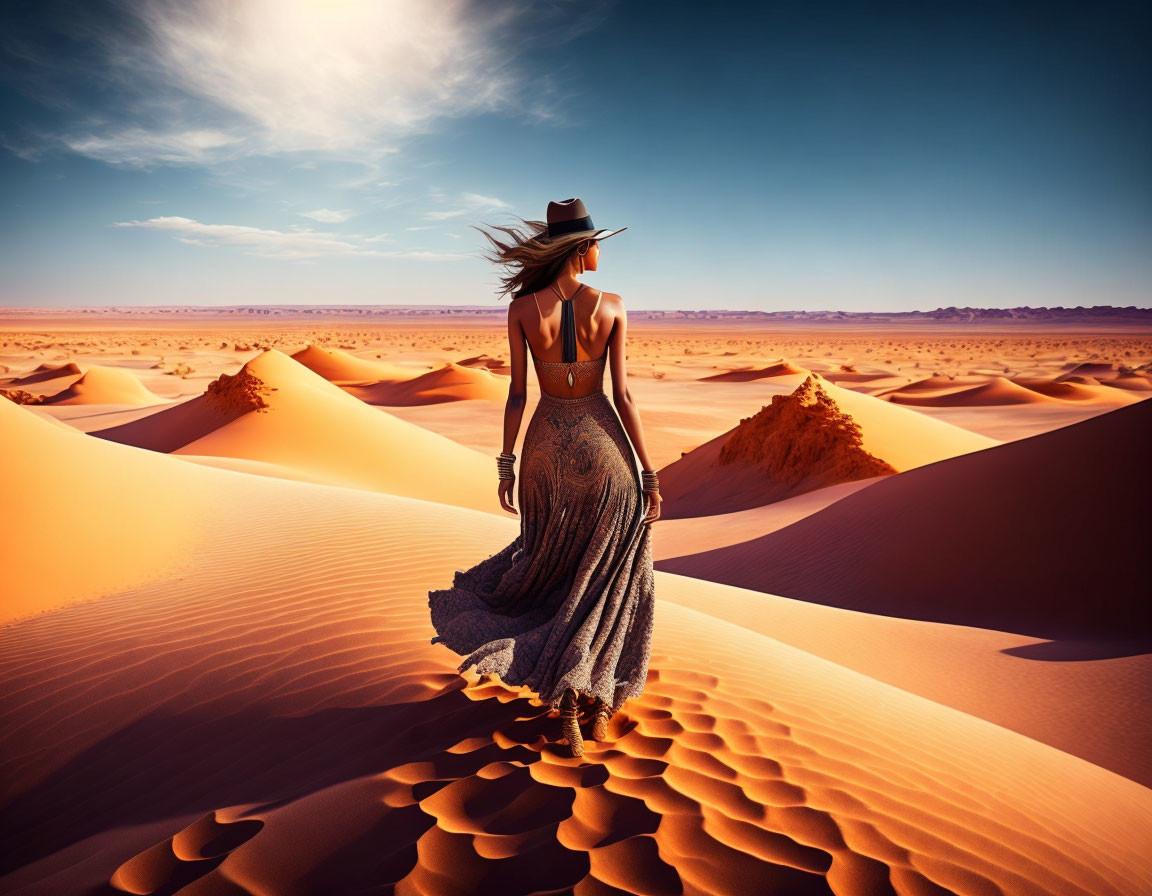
590, 226, 627, 241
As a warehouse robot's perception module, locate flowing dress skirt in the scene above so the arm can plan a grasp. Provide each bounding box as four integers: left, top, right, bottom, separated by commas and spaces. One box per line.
428, 390, 654, 712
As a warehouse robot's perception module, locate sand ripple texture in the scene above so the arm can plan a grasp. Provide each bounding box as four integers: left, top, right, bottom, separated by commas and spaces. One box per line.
1, 432, 1151, 893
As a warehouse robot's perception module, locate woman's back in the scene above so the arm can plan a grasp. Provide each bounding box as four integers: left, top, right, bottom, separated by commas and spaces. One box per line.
519, 284, 619, 399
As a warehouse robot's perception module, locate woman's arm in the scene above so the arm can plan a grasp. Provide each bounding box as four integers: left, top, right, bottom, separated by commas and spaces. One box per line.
496, 302, 528, 515
502, 302, 529, 455
607, 301, 655, 472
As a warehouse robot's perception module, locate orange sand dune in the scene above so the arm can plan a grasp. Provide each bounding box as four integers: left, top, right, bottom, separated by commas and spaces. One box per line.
660, 373, 997, 518
1014, 375, 1143, 403
877, 373, 986, 395
661, 376, 896, 518
0, 436, 1149, 894
173, 453, 344, 486
345, 361, 507, 406
697, 358, 808, 381
791, 374, 1001, 469
883, 375, 1060, 406
95, 348, 501, 512
0, 399, 220, 622
1058, 361, 1118, 379
7, 360, 83, 386
653, 572, 1152, 787
89, 366, 269, 452
658, 397, 1152, 641
40, 365, 164, 406
653, 477, 882, 560
290, 344, 411, 384
1107, 370, 1152, 391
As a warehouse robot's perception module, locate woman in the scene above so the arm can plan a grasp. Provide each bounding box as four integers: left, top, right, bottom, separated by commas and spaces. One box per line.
428, 197, 661, 759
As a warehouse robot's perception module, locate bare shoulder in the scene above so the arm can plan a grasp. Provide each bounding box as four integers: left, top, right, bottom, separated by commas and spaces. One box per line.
507, 292, 533, 321
597, 290, 625, 316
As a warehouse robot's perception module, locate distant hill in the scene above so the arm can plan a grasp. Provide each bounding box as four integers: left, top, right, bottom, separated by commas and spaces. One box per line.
4, 303, 1149, 322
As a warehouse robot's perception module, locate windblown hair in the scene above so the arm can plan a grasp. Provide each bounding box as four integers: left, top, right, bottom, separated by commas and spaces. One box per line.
473, 216, 591, 300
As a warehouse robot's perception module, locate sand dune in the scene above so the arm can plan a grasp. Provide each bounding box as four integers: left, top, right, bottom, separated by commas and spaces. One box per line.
661, 376, 896, 518
290, 344, 411, 384
660, 373, 997, 518
94, 348, 502, 512
698, 358, 808, 381
0, 399, 220, 622
883, 375, 1060, 406
878, 373, 981, 394
1013, 375, 1143, 403
784, 374, 1001, 469
1108, 371, 1152, 390
658, 397, 1152, 640
1, 434, 1150, 894
4, 312, 1151, 894
346, 361, 507, 406
652, 571, 1152, 787
89, 366, 269, 452
2, 361, 85, 401
292, 344, 507, 404
39, 365, 163, 406
653, 477, 882, 561
7, 360, 83, 386
1058, 361, 1118, 379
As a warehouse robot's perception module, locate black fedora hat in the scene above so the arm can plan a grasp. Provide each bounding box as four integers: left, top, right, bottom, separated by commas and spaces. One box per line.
545, 197, 627, 241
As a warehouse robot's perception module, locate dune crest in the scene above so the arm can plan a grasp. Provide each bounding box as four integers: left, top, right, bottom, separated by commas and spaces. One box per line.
290, 344, 410, 384
0, 388, 46, 405
1013, 375, 1142, 403
203, 365, 277, 413
660, 372, 988, 518
42, 365, 162, 406
346, 361, 506, 406
720, 375, 895, 485
698, 358, 808, 382
7, 360, 83, 386
883, 375, 1059, 406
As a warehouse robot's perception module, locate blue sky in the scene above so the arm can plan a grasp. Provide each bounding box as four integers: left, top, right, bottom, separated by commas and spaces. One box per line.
1, 0, 1149, 310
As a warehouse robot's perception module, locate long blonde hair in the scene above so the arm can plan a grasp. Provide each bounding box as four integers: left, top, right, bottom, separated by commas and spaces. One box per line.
473, 216, 591, 300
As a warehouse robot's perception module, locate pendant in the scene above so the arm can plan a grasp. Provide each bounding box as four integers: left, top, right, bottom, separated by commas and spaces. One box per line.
567, 368, 575, 388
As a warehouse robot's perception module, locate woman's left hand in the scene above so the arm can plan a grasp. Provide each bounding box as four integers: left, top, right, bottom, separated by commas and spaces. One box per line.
498, 476, 518, 515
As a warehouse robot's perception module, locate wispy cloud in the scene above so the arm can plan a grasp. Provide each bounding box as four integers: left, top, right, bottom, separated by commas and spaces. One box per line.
425, 209, 469, 221
62, 128, 247, 167
462, 193, 511, 208
299, 208, 353, 224
114, 215, 472, 261
10, 0, 610, 169
424, 191, 513, 221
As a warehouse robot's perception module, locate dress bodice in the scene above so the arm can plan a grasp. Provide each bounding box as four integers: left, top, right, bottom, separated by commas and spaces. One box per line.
530, 347, 608, 399
526, 283, 610, 400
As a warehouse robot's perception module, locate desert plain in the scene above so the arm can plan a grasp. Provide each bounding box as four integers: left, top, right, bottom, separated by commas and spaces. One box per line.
1, 304, 1150, 895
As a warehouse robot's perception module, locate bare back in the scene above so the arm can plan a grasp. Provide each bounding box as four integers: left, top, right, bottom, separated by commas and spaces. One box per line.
514, 285, 624, 400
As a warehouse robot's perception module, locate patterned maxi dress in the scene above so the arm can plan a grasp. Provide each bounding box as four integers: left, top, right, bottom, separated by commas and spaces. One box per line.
427, 285, 655, 713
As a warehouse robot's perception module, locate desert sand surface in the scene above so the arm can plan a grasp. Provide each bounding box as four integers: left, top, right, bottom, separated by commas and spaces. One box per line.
2, 306, 1151, 895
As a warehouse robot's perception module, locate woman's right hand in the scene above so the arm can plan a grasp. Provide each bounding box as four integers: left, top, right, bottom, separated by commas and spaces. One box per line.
642, 488, 662, 525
